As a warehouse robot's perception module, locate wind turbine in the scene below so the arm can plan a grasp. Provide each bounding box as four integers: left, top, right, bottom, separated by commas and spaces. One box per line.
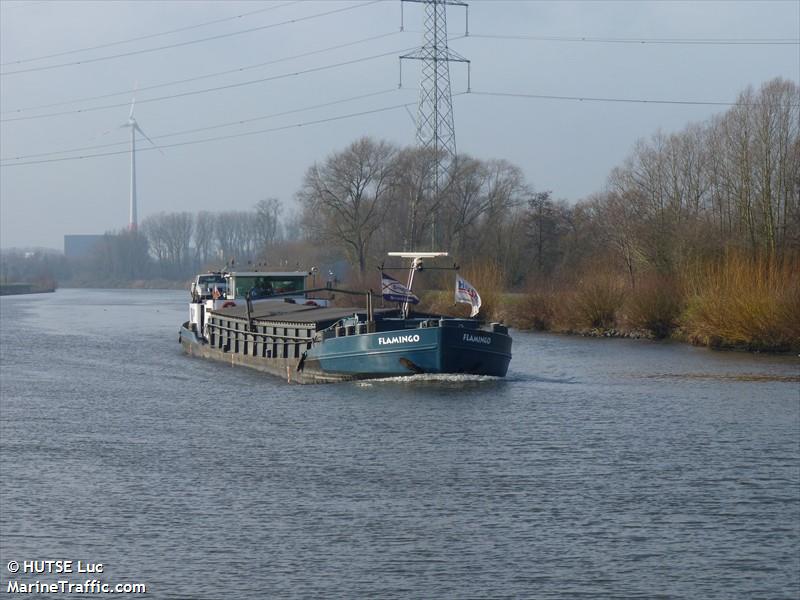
121, 92, 161, 231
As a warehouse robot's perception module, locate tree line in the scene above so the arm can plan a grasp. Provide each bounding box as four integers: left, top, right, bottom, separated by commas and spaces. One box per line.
587, 77, 798, 285
296, 138, 534, 283
139, 197, 285, 279
0, 199, 291, 285
291, 77, 798, 349
3, 77, 796, 307
97, 199, 290, 282
297, 77, 798, 290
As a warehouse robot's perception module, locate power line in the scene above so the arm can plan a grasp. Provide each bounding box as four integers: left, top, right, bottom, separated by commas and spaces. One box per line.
0, 100, 421, 167
8, 26, 780, 117
7, 86, 792, 164
0, 0, 381, 76
0, 1, 299, 67
1, 46, 418, 123
7, 86, 792, 169
468, 33, 800, 45
468, 90, 800, 108
1, 88, 403, 162
1, 31, 401, 115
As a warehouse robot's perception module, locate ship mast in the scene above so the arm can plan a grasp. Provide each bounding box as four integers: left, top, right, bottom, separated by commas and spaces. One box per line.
387, 251, 448, 318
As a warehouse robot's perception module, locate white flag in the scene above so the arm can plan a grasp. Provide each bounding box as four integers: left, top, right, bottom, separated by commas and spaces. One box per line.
455, 275, 481, 317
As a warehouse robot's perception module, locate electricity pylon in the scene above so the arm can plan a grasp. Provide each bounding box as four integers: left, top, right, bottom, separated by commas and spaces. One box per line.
400, 0, 470, 246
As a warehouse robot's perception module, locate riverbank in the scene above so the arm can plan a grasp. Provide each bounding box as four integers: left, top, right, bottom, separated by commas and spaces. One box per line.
423, 291, 798, 353
0, 282, 56, 296
60, 278, 186, 290
419, 255, 800, 354
34, 258, 800, 354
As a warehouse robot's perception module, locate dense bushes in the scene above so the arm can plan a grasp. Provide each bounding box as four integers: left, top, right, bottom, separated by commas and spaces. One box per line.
625, 275, 683, 339
572, 273, 625, 329
682, 254, 800, 351
500, 77, 800, 352
504, 252, 800, 351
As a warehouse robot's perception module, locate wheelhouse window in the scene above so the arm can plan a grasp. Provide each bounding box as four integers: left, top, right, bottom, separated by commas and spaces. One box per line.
196, 275, 227, 296
233, 276, 305, 298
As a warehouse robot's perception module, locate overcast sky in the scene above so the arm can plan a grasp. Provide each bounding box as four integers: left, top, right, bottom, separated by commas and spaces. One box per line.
1, 0, 797, 250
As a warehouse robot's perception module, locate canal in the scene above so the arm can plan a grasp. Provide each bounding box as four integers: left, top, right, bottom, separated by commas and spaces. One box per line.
1, 289, 798, 598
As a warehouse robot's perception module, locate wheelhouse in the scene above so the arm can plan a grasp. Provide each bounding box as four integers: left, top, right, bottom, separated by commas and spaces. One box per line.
224, 271, 310, 301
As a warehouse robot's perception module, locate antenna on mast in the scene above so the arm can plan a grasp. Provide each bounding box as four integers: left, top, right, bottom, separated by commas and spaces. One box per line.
388, 251, 448, 318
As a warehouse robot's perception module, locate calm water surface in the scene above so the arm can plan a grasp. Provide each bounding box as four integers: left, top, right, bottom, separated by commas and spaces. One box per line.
1, 289, 798, 599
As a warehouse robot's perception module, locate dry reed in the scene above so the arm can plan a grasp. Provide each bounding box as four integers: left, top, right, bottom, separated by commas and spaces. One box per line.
681, 252, 800, 351
570, 272, 626, 329
624, 275, 683, 338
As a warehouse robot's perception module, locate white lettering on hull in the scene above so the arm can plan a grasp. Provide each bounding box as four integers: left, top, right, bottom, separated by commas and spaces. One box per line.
463, 333, 492, 344
378, 334, 421, 345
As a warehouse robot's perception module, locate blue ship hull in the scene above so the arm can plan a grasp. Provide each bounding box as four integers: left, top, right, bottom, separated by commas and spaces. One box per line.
303, 322, 512, 378
180, 299, 512, 383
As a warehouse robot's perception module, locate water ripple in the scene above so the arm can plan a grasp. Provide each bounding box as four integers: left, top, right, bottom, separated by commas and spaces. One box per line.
1, 290, 798, 599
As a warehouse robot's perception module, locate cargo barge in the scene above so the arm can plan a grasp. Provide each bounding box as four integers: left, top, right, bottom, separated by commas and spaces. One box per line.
179, 253, 512, 383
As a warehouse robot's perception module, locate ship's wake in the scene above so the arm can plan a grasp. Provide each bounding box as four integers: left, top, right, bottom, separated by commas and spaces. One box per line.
356, 373, 503, 386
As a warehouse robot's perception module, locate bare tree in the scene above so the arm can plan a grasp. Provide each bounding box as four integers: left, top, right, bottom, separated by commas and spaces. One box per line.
439, 155, 489, 255
165, 212, 194, 276
388, 146, 438, 251
141, 212, 193, 277
194, 211, 216, 268
141, 214, 168, 271
92, 230, 150, 280
254, 198, 283, 253
525, 191, 559, 275
214, 212, 242, 264
297, 137, 396, 274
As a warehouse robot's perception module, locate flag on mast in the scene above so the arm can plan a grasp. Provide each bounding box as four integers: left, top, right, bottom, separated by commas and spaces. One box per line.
455, 275, 482, 317
381, 272, 420, 304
